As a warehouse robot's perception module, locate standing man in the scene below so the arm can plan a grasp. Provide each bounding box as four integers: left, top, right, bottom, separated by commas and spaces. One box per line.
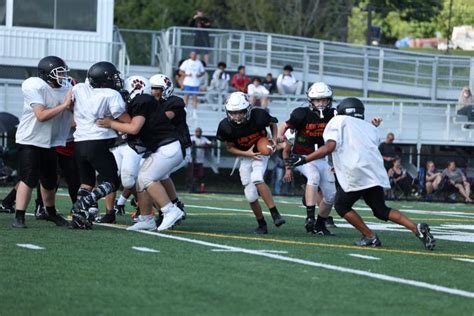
286, 97, 435, 250
188, 127, 212, 193
179, 51, 205, 119
379, 132, 397, 171
216, 92, 285, 234
12, 56, 73, 228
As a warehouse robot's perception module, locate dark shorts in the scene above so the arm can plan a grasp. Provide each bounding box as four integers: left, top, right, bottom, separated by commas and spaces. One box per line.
334, 179, 391, 221
75, 139, 119, 189
18, 144, 58, 190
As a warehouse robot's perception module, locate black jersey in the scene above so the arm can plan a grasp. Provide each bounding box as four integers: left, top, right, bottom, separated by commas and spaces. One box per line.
127, 94, 178, 152
286, 106, 335, 155
216, 108, 277, 151
160, 96, 192, 148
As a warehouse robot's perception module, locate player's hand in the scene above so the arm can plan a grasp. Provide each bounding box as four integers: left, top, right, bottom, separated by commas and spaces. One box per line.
285, 154, 306, 168
96, 117, 112, 128
246, 145, 262, 160
371, 117, 383, 127
283, 168, 293, 183
268, 139, 277, 153
63, 90, 74, 111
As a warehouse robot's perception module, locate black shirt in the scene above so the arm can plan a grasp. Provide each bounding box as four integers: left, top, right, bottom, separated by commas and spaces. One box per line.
216, 108, 277, 151
286, 106, 335, 155
378, 142, 396, 158
127, 94, 178, 151
262, 79, 275, 94
160, 96, 192, 148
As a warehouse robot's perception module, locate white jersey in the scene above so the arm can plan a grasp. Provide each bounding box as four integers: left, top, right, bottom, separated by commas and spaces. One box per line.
247, 84, 269, 97
191, 135, 211, 164
180, 59, 205, 87
72, 83, 125, 142
323, 115, 390, 192
16, 77, 72, 148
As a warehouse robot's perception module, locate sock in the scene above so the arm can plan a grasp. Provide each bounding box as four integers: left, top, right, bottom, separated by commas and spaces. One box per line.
15, 210, 25, 220
46, 206, 57, 216
269, 206, 279, 214
171, 198, 179, 204
85, 182, 115, 206
257, 217, 267, 227
161, 202, 174, 213
3, 188, 16, 206
306, 205, 316, 219
117, 194, 127, 206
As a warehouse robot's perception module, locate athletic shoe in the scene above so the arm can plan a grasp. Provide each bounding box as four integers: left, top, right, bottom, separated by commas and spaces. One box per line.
155, 211, 164, 227
176, 200, 186, 220
416, 223, 436, 250
71, 210, 93, 229
12, 217, 27, 228
255, 224, 268, 235
45, 212, 69, 227
305, 217, 315, 233
114, 202, 126, 216
97, 212, 116, 224
315, 216, 333, 236
35, 204, 47, 220
157, 206, 184, 231
270, 209, 286, 227
354, 235, 382, 247
325, 216, 337, 228
0, 202, 14, 213
126, 215, 157, 231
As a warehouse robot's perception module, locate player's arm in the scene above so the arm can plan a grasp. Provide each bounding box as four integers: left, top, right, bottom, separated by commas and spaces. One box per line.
277, 123, 289, 143
96, 115, 145, 135
33, 90, 73, 122
282, 142, 294, 182
225, 141, 261, 160
286, 140, 336, 167
269, 122, 278, 147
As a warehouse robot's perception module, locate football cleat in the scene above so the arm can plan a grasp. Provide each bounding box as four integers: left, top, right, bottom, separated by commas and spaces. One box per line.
45, 212, 70, 227
71, 210, 93, 229
155, 211, 164, 227
176, 200, 186, 220
11, 217, 27, 228
255, 224, 268, 235
305, 217, 315, 233
315, 217, 333, 236
97, 212, 116, 224
354, 235, 382, 247
0, 202, 15, 213
157, 206, 183, 231
325, 216, 337, 228
35, 204, 47, 220
270, 210, 286, 227
114, 201, 126, 216
416, 223, 436, 251
127, 215, 157, 231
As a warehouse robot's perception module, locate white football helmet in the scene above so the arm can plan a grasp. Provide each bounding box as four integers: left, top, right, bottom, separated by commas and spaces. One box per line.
307, 82, 333, 117
124, 75, 151, 101
149, 74, 174, 100
225, 92, 252, 125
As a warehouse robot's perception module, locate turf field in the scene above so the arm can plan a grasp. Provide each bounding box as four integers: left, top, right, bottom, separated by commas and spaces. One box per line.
1, 190, 474, 315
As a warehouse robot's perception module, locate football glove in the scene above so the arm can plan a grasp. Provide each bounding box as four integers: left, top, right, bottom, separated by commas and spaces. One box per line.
285, 154, 306, 168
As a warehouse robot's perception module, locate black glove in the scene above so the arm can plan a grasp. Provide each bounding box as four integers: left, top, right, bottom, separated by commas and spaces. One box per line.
285, 154, 306, 168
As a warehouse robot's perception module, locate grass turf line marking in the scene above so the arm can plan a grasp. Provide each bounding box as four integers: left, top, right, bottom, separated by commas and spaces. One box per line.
98, 223, 474, 299
348, 254, 381, 260
211, 249, 288, 254
452, 258, 474, 263
16, 243, 44, 250
132, 246, 160, 253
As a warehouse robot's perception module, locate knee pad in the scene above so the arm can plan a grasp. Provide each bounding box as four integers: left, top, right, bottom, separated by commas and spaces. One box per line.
121, 173, 136, 189
322, 193, 335, 206
244, 184, 259, 203
137, 173, 152, 192
307, 172, 320, 187
250, 172, 264, 184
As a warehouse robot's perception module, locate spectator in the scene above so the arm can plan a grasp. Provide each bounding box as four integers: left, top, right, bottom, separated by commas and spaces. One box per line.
388, 158, 413, 198
379, 132, 397, 171
179, 51, 205, 118
271, 151, 288, 195
442, 161, 472, 202
207, 61, 230, 110
457, 86, 473, 121
174, 58, 186, 90
190, 9, 211, 65
276, 64, 303, 95
231, 65, 250, 93
262, 73, 276, 94
188, 127, 212, 193
199, 60, 209, 91
247, 77, 269, 109
425, 161, 443, 195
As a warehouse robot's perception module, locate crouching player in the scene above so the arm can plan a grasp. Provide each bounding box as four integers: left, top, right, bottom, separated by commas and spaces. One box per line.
286, 97, 435, 250
216, 92, 285, 234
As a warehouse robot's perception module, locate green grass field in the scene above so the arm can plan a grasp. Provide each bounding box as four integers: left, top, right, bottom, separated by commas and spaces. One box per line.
1, 190, 474, 315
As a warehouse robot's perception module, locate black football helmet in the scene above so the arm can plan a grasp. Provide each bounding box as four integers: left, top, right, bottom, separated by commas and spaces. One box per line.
87, 61, 123, 90
37, 56, 69, 88
336, 97, 365, 119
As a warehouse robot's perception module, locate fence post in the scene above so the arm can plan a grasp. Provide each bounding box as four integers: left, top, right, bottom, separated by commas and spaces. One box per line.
150, 33, 156, 67
266, 35, 272, 73
177, 28, 182, 62
446, 103, 451, 140
399, 102, 404, 135
239, 33, 245, 66
303, 49, 309, 93
431, 56, 438, 100
226, 33, 232, 68
363, 50, 369, 98
318, 41, 324, 81
378, 49, 384, 85
470, 57, 474, 89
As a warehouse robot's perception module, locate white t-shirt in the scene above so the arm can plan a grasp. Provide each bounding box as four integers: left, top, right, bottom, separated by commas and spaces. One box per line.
16, 77, 72, 148
276, 74, 297, 88
323, 115, 390, 192
72, 83, 126, 142
191, 135, 211, 164
209, 69, 230, 92
180, 59, 205, 87
247, 84, 269, 98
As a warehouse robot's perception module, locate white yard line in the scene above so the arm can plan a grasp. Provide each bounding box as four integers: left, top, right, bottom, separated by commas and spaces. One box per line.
452, 258, 474, 264
211, 249, 288, 254
132, 246, 160, 253
98, 223, 474, 299
348, 253, 381, 260
16, 243, 44, 250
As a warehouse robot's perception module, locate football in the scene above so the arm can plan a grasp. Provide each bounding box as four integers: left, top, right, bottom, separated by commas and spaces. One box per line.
256, 137, 274, 156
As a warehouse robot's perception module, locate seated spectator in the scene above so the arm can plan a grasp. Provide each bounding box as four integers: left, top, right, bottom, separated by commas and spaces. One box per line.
379, 132, 397, 171
442, 161, 472, 202
231, 65, 250, 93
425, 161, 443, 195
276, 64, 303, 95
207, 62, 230, 110
262, 73, 276, 94
457, 86, 473, 121
388, 158, 413, 198
247, 77, 269, 109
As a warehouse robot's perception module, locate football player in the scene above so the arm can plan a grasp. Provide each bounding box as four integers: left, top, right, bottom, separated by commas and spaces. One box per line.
286, 97, 435, 250
216, 92, 285, 234
12, 56, 73, 228
96, 78, 184, 231
70, 61, 128, 229
278, 82, 336, 235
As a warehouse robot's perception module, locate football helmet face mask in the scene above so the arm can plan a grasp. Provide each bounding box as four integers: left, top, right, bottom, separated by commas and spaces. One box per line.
124, 75, 151, 101
307, 82, 333, 118
38, 56, 70, 88
87, 61, 123, 90
149, 74, 174, 100
336, 97, 365, 119
225, 92, 252, 126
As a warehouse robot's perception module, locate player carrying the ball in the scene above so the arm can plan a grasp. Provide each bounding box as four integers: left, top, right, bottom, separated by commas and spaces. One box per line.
216, 92, 285, 234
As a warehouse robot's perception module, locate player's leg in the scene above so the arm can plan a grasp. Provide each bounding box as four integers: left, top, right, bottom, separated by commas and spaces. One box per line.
295, 162, 319, 233
315, 160, 337, 235
0, 183, 18, 213
57, 153, 81, 205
